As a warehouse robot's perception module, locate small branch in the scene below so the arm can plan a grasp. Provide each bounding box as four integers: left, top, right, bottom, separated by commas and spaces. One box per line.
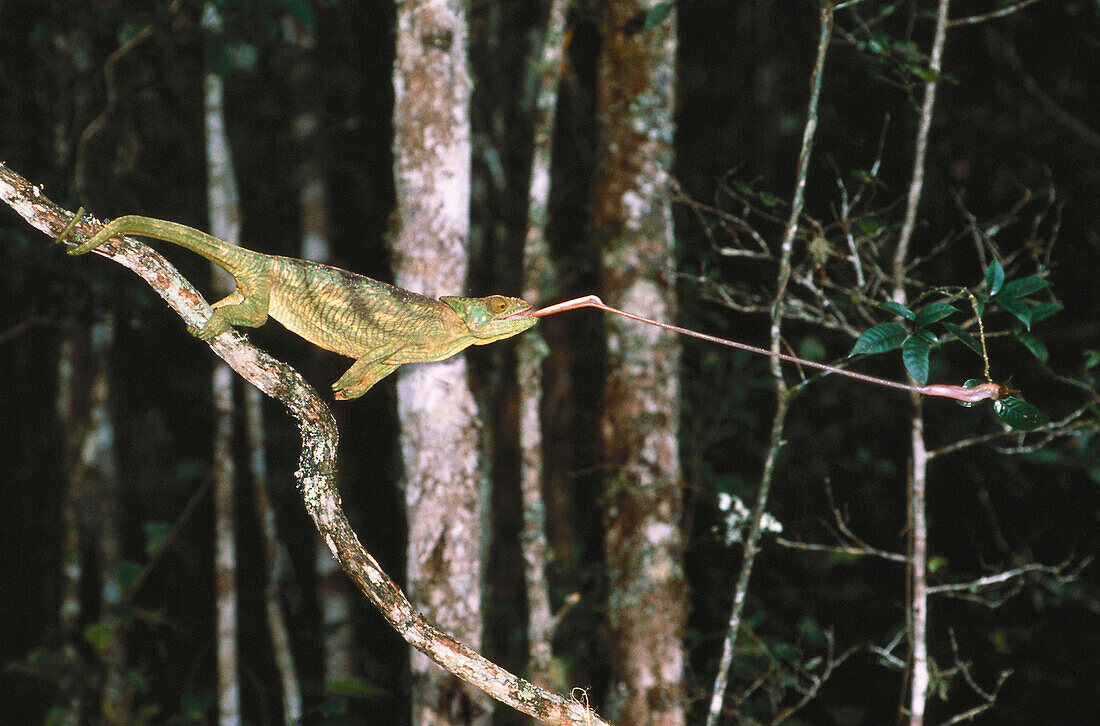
934, 631, 1012, 725
928, 559, 1089, 609
947, 0, 1044, 29
0, 163, 609, 726
776, 537, 907, 563
0, 316, 55, 345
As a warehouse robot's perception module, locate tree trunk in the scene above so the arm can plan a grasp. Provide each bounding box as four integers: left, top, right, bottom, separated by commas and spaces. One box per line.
592, 2, 686, 723
204, 4, 242, 723
517, 0, 569, 693
392, 1, 491, 723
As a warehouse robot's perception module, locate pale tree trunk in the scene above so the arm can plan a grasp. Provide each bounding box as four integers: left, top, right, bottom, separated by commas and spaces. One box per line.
517, 0, 569, 694
56, 327, 86, 726
56, 315, 126, 725
890, 2, 951, 724
89, 315, 126, 725
244, 388, 302, 725
203, 4, 242, 724
592, 2, 686, 723
392, 1, 491, 724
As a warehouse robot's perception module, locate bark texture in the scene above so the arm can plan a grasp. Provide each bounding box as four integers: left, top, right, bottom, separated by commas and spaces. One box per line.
593, 2, 686, 723
393, 1, 491, 723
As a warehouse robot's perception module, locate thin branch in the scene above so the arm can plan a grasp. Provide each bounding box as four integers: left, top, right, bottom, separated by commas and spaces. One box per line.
934, 631, 1012, 725
891, 2, 952, 725
73, 24, 155, 202
776, 537, 907, 563
772, 637, 857, 724
947, 0, 1044, 29
0, 163, 610, 726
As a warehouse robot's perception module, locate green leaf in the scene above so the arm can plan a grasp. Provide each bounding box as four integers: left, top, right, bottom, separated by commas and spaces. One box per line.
84, 622, 114, 654
731, 179, 754, 197
1084, 349, 1100, 370
957, 379, 986, 408
913, 327, 938, 345
758, 191, 780, 208
856, 217, 885, 236
798, 335, 827, 362
327, 677, 388, 699
913, 66, 942, 84
984, 259, 1005, 296
993, 397, 1044, 431
144, 521, 170, 557
880, 300, 916, 320
942, 322, 982, 356
849, 322, 908, 356
996, 276, 1049, 300
1014, 328, 1049, 363
1029, 301, 1062, 325
902, 335, 931, 386
644, 1, 674, 30
273, 0, 316, 34
914, 301, 959, 328
118, 560, 143, 589
997, 295, 1032, 330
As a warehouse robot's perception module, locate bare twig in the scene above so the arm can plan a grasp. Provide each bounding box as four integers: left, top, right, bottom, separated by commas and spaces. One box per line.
73, 24, 155, 201
947, 0, 1044, 29
934, 631, 1012, 725
775, 537, 907, 563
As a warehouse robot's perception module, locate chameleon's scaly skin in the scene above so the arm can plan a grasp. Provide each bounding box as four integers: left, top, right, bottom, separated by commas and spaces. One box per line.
59, 213, 537, 399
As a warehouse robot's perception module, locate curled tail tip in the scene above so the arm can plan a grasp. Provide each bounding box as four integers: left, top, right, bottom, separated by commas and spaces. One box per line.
56, 206, 88, 251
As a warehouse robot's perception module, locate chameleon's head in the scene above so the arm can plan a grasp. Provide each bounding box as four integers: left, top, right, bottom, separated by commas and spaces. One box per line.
441, 295, 537, 344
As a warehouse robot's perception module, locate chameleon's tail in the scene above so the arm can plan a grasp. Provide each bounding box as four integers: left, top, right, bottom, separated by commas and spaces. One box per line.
57, 207, 258, 277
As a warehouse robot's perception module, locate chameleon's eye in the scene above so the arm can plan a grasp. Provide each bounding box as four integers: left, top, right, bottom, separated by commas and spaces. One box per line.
489, 296, 509, 314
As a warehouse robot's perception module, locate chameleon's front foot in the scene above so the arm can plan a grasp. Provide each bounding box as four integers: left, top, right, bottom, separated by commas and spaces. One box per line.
187, 312, 234, 341
331, 356, 398, 401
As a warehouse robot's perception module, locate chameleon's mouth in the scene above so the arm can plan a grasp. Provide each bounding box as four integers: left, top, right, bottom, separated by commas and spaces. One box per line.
505, 305, 536, 319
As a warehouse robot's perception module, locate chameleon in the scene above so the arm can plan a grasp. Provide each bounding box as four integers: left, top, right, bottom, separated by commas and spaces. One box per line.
56, 209, 538, 400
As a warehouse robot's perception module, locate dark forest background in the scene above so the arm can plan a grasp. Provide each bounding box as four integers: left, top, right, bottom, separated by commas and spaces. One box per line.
2, 0, 1099, 724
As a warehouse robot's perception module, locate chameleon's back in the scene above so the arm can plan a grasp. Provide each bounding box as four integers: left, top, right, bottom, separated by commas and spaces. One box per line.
265, 256, 449, 359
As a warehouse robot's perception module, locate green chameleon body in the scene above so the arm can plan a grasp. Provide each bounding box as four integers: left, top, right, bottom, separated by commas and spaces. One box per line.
58, 211, 537, 399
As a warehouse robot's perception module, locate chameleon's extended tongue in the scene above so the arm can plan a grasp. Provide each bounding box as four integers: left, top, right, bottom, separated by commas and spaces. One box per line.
523, 295, 1004, 405
526, 295, 606, 317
